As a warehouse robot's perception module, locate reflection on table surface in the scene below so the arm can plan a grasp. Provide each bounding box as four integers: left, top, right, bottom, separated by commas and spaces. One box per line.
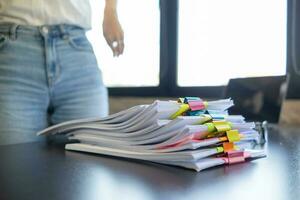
0, 125, 299, 200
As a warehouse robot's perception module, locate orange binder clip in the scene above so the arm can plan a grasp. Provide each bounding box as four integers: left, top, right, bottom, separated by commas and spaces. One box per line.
223, 142, 235, 152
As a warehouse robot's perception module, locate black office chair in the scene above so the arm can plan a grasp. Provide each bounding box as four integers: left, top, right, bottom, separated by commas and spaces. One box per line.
223, 76, 286, 123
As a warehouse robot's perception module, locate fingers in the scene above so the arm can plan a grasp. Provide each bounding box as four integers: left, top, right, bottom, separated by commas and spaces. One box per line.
109, 39, 124, 57
117, 40, 124, 55
105, 37, 115, 55
110, 41, 119, 57
104, 30, 124, 57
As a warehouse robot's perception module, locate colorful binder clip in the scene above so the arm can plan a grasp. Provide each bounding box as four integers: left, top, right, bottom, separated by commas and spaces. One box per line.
213, 121, 232, 132
177, 98, 185, 103
210, 114, 226, 120
186, 110, 205, 116
199, 114, 213, 124
188, 100, 206, 111
183, 97, 201, 103
204, 121, 232, 138
223, 142, 235, 152
216, 146, 224, 153
227, 150, 245, 164
169, 104, 190, 119
174, 97, 209, 118
226, 130, 240, 142
205, 122, 217, 133
183, 97, 208, 111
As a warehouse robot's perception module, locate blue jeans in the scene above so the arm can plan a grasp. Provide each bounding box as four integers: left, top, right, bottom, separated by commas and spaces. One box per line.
0, 24, 108, 145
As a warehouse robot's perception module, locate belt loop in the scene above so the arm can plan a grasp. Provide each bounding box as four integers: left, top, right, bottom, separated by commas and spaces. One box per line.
9, 24, 19, 40
59, 24, 68, 40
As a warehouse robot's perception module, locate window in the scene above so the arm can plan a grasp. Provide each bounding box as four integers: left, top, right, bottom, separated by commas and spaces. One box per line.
178, 0, 287, 86
87, 0, 289, 97
87, 0, 160, 87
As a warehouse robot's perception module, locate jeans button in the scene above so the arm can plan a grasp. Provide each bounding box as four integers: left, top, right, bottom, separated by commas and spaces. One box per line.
42, 26, 49, 34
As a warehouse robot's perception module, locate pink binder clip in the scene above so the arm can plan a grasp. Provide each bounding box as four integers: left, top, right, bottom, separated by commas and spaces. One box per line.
188, 100, 206, 111
227, 150, 245, 164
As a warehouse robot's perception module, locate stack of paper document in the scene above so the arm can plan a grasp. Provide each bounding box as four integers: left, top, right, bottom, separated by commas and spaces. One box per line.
38, 97, 266, 172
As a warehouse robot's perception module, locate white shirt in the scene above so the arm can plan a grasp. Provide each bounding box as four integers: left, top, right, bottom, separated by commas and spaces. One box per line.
0, 0, 92, 29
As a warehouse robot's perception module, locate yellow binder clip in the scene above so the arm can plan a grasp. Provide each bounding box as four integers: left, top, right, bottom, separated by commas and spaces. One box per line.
212, 121, 232, 132
226, 130, 240, 142
169, 103, 190, 119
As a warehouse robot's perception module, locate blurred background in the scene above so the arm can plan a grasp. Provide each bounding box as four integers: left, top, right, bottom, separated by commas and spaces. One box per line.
87, 0, 299, 123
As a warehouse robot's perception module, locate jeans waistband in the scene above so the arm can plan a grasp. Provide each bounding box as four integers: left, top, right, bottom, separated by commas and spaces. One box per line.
0, 24, 86, 40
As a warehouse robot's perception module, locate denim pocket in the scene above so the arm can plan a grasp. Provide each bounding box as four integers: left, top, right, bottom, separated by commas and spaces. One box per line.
68, 34, 94, 52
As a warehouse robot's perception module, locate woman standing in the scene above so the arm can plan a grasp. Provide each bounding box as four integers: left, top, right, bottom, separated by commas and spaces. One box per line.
0, 0, 124, 145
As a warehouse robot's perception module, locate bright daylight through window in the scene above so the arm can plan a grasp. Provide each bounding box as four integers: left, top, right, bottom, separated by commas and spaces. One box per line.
178, 0, 287, 86
87, 0, 160, 87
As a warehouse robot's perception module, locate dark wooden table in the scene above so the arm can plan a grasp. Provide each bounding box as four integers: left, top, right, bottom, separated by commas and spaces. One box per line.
0, 125, 299, 200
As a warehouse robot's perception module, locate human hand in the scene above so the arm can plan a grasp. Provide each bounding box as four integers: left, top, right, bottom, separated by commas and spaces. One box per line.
103, 7, 124, 57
